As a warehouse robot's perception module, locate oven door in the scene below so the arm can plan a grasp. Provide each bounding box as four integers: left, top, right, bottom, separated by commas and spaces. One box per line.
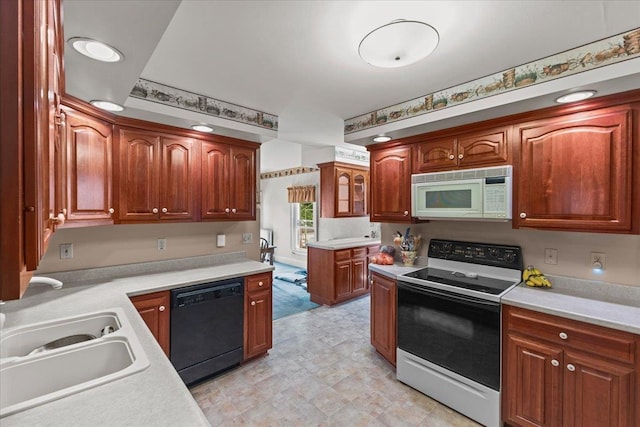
397, 280, 501, 390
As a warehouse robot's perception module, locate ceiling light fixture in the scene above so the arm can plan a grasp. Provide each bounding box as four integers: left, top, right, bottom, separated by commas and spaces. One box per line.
359, 20, 439, 68
90, 100, 124, 112
192, 124, 214, 133
373, 135, 391, 143
69, 37, 123, 63
555, 90, 597, 104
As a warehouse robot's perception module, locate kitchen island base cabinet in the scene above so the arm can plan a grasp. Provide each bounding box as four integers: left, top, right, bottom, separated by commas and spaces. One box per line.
130, 291, 170, 357
244, 272, 273, 361
503, 305, 639, 427
370, 272, 396, 366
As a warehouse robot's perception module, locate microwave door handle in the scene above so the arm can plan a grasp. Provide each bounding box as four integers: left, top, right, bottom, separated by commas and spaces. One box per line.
399, 281, 500, 309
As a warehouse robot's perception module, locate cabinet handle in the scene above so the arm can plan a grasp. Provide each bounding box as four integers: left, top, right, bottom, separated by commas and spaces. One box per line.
567, 364, 575, 372
251, 301, 256, 306
152, 208, 158, 214
60, 208, 67, 215
559, 332, 568, 340
108, 208, 115, 214
448, 154, 455, 160
519, 212, 527, 219
49, 212, 65, 226
551, 359, 559, 367
458, 153, 464, 160
231, 208, 237, 213
258, 281, 263, 287
159, 305, 165, 312
162, 207, 168, 213
403, 210, 409, 216
225, 208, 230, 213
25, 206, 36, 212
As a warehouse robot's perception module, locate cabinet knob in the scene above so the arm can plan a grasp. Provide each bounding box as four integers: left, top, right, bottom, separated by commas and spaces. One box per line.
448, 154, 455, 160
519, 212, 527, 219
458, 154, 464, 159
251, 301, 256, 306
403, 210, 409, 216
567, 364, 575, 372
225, 208, 230, 213
159, 305, 165, 312
108, 208, 115, 214
258, 281, 263, 287
162, 207, 168, 213
559, 332, 568, 340
25, 206, 36, 212
231, 208, 237, 213
49, 212, 65, 226
152, 208, 158, 214
551, 359, 559, 367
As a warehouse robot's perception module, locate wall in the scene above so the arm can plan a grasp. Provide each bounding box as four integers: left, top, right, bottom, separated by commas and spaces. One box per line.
36, 221, 260, 273
380, 221, 640, 286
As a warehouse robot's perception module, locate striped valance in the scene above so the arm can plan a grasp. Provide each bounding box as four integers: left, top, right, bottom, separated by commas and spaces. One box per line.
287, 185, 316, 203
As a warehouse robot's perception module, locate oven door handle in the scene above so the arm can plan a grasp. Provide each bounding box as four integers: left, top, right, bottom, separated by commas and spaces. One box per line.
398, 281, 501, 310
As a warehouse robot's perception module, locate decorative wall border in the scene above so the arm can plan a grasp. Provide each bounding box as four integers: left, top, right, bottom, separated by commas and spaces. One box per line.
345, 28, 640, 134
130, 78, 279, 131
260, 166, 318, 180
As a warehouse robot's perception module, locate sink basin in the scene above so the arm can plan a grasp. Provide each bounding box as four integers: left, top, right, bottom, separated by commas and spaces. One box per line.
0, 309, 149, 417
0, 310, 122, 358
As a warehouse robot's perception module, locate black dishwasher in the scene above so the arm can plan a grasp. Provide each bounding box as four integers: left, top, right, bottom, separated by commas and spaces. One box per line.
170, 277, 244, 385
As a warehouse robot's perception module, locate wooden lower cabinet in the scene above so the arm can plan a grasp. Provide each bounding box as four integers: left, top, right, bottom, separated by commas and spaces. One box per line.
503, 305, 638, 427
244, 272, 273, 361
370, 272, 396, 366
307, 244, 378, 306
130, 291, 170, 357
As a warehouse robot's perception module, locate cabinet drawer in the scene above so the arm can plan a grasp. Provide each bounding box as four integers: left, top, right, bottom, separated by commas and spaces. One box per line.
246, 272, 272, 293
335, 249, 351, 261
367, 245, 380, 255
352, 247, 367, 258
506, 306, 636, 364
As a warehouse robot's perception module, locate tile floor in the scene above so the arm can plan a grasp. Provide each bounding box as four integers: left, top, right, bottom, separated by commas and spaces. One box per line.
190, 295, 481, 426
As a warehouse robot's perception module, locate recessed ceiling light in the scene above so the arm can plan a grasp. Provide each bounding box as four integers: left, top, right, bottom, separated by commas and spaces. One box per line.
90, 100, 124, 112
69, 37, 123, 63
373, 135, 391, 143
192, 124, 214, 133
359, 20, 439, 68
555, 90, 597, 104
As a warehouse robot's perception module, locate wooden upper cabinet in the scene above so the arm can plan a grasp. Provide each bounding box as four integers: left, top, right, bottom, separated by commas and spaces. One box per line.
514, 105, 636, 233
412, 126, 510, 173
369, 146, 413, 223
201, 141, 256, 220
60, 106, 114, 227
319, 162, 369, 218
117, 128, 197, 222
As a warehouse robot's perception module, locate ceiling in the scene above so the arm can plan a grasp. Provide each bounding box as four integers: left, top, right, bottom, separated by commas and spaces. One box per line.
62, 1, 640, 147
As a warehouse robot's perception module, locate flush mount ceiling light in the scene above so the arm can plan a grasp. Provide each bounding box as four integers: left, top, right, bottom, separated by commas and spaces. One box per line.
69, 37, 123, 63
555, 90, 597, 104
373, 135, 392, 143
192, 124, 214, 133
90, 100, 124, 112
359, 20, 439, 68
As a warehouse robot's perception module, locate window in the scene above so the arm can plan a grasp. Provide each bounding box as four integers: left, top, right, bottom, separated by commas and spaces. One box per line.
291, 202, 317, 253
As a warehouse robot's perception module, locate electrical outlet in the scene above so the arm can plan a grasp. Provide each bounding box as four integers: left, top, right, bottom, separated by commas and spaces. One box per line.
544, 248, 558, 265
591, 252, 606, 270
242, 233, 253, 244
157, 238, 167, 251
60, 243, 73, 259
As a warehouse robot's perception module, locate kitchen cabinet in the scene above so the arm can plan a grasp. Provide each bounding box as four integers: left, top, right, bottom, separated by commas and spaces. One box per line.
412, 126, 510, 173
117, 127, 198, 222
130, 291, 170, 357
503, 305, 639, 427
319, 161, 369, 217
244, 272, 273, 360
201, 141, 256, 220
307, 244, 379, 305
370, 272, 396, 366
368, 146, 413, 223
60, 105, 114, 227
514, 105, 637, 233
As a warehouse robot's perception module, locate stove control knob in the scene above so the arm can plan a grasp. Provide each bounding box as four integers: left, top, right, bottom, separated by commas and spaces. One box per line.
504, 252, 516, 263
443, 243, 453, 253
489, 248, 500, 258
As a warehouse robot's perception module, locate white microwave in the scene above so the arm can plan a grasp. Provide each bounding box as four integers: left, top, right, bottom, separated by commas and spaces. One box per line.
411, 165, 512, 221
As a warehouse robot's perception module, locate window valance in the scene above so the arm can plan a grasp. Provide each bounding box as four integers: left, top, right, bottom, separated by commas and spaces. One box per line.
287, 185, 316, 203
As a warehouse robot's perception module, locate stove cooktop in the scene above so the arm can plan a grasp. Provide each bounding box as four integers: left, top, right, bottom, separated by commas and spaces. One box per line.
403, 267, 518, 295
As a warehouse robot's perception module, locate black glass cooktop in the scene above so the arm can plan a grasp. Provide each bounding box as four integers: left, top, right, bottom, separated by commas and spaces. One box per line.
403, 267, 517, 295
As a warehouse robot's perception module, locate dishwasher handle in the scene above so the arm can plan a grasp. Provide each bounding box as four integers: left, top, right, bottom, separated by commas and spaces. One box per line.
171, 278, 243, 308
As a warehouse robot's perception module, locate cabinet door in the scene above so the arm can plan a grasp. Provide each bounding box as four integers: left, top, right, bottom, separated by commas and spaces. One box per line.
352, 171, 367, 216
201, 141, 230, 219
370, 273, 396, 366
351, 248, 368, 294
229, 146, 256, 219
563, 351, 635, 427
457, 127, 510, 168
117, 128, 160, 221
334, 259, 352, 301
412, 137, 457, 172
504, 333, 563, 427
336, 168, 352, 216
61, 107, 114, 226
515, 107, 634, 233
159, 137, 197, 221
130, 291, 170, 357
245, 288, 272, 360
370, 146, 413, 222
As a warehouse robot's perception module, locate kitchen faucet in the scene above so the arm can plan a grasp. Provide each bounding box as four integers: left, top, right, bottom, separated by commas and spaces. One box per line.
29, 276, 64, 289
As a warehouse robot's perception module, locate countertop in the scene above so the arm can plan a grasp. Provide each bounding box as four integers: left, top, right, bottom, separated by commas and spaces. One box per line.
306, 237, 381, 250
0, 254, 274, 426
369, 262, 640, 335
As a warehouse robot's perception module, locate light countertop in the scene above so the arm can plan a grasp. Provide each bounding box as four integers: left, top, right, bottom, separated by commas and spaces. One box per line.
0, 254, 274, 426
307, 237, 381, 250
